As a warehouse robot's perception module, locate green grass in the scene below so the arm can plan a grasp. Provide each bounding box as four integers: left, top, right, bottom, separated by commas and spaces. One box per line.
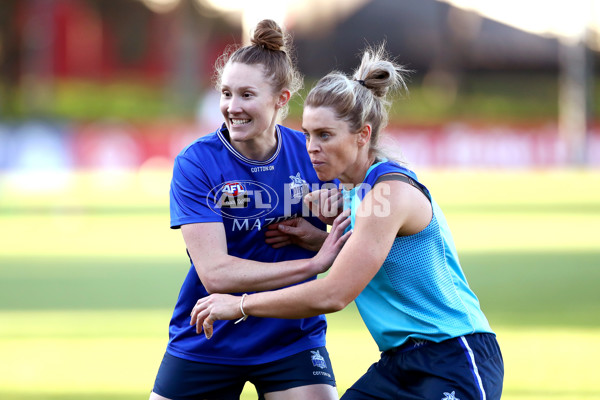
1, 169, 599, 399
1, 252, 599, 327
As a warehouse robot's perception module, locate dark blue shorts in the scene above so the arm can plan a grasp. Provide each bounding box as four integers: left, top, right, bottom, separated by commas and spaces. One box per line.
341, 333, 504, 400
152, 346, 336, 400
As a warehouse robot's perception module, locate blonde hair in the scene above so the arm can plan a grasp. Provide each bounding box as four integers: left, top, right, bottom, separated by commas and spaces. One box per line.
305, 44, 408, 159
214, 19, 303, 120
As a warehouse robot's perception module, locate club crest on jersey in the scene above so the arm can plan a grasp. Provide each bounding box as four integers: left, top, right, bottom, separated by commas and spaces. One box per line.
207, 180, 279, 219
310, 350, 326, 369
289, 172, 308, 199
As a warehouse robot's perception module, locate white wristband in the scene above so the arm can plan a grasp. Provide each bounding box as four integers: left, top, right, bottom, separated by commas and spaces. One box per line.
234, 293, 248, 324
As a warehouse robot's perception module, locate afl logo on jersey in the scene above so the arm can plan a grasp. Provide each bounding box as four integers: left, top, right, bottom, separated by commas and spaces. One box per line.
222, 182, 245, 197
207, 180, 279, 219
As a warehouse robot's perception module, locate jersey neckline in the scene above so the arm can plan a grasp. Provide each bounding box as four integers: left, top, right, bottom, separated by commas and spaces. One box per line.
217, 124, 282, 166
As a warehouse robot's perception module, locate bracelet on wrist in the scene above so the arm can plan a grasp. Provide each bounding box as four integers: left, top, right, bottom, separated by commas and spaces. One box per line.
234, 293, 248, 324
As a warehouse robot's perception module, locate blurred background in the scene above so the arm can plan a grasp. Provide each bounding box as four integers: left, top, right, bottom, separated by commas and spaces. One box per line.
1, 0, 600, 168
0, 1, 599, 399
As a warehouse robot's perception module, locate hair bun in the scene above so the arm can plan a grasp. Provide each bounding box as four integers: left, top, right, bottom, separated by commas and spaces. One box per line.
250, 19, 285, 52
353, 44, 408, 98
362, 69, 394, 98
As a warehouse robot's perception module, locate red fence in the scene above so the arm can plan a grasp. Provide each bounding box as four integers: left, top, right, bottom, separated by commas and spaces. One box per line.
1, 121, 598, 171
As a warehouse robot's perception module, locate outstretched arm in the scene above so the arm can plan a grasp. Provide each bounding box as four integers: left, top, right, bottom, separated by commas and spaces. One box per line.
183, 210, 351, 294
191, 179, 431, 337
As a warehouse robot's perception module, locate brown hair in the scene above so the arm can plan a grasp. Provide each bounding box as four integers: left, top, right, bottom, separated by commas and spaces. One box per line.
214, 19, 302, 120
305, 44, 408, 159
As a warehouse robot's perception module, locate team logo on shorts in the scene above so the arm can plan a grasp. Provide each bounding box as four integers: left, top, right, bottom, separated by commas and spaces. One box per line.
442, 391, 460, 400
310, 350, 326, 369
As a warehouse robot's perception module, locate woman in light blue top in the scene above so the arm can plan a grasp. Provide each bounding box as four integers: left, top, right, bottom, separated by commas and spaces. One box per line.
190, 44, 504, 400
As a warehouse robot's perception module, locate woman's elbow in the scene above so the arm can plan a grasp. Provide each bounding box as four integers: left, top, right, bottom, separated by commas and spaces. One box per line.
195, 265, 228, 294
322, 294, 352, 313
199, 277, 222, 294
328, 300, 347, 313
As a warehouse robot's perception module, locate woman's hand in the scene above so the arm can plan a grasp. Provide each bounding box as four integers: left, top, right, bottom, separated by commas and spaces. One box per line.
311, 209, 352, 273
265, 218, 327, 251
190, 294, 243, 339
304, 188, 344, 225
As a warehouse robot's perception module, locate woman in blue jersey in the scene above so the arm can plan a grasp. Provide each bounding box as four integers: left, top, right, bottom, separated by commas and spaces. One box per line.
150, 20, 345, 400
191, 45, 504, 400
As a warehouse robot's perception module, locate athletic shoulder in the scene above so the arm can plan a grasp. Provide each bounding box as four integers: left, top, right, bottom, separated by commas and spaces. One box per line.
361, 161, 431, 201
371, 161, 415, 181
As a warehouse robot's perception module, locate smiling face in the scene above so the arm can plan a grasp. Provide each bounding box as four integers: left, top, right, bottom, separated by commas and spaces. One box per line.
302, 106, 372, 184
219, 62, 288, 159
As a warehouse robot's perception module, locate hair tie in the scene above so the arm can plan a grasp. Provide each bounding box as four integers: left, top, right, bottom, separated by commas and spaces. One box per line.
234, 293, 248, 324
356, 79, 366, 87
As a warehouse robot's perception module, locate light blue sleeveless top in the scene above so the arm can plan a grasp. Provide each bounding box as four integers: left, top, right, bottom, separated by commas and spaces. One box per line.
343, 160, 493, 351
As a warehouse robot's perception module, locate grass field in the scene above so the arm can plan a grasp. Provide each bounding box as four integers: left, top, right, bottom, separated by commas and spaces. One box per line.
1, 168, 599, 399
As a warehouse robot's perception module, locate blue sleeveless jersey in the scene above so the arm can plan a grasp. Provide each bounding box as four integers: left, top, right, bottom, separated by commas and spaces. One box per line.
168, 124, 330, 365
343, 161, 493, 351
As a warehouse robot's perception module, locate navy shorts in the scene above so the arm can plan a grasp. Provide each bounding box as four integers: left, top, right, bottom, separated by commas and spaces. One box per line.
341, 333, 503, 400
152, 346, 336, 400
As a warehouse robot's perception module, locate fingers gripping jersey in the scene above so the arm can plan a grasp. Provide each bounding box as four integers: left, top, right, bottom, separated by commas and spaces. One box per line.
168, 124, 330, 365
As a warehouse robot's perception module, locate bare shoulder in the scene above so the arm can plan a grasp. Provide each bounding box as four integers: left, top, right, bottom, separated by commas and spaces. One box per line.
358, 175, 432, 236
